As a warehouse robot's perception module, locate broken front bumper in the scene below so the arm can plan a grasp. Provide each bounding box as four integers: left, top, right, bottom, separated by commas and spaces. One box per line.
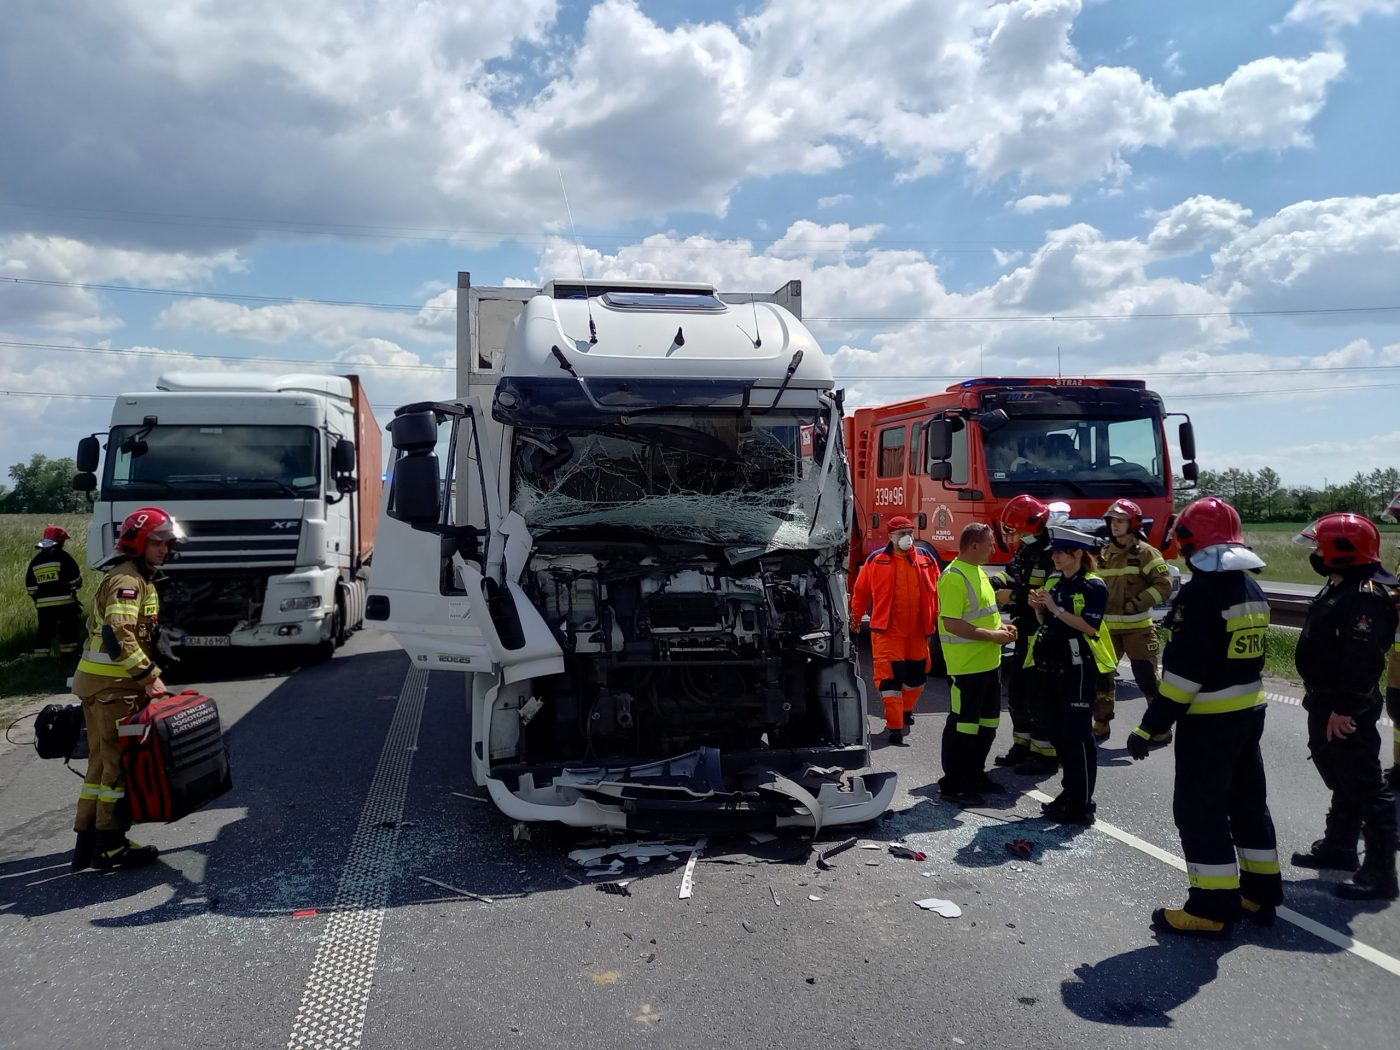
484, 747, 897, 833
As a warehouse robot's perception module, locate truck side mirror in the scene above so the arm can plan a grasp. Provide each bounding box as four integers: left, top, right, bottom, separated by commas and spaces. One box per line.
387, 454, 442, 526
388, 411, 438, 452
76, 435, 101, 473
929, 462, 951, 481
332, 437, 356, 475
1178, 420, 1197, 462
73, 472, 97, 493
926, 419, 952, 462
1182, 461, 1199, 482
974, 409, 1009, 433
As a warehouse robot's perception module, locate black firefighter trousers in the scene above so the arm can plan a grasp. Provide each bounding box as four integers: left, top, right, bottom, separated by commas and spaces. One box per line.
1305, 698, 1397, 859
1174, 707, 1282, 922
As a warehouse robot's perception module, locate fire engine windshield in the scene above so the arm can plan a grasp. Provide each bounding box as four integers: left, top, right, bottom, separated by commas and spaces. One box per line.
981, 414, 1165, 499
102, 424, 321, 500
511, 408, 847, 550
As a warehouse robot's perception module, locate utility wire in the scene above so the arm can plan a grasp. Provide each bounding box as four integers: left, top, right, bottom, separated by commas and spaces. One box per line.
5, 275, 1400, 323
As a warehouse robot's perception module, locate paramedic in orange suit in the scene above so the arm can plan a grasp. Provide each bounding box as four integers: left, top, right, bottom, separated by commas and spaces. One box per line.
850, 515, 941, 745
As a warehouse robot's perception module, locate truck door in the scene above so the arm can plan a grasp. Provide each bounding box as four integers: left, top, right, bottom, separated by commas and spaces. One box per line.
366, 399, 500, 672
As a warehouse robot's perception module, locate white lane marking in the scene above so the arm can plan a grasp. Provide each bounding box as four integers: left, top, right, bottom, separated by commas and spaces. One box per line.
1024, 787, 1400, 979
287, 664, 429, 1050
1266, 690, 1394, 728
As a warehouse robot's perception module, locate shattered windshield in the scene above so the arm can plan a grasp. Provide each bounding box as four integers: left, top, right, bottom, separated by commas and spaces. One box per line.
982, 414, 1165, 499
511, 408, 847, 550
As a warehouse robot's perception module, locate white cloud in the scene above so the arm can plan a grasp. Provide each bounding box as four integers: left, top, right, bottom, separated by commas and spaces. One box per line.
0, 0, 1356, 257
1170, 52, 1345, 151
1283, 0, 1399, 29
1010, 193, 1072, 214
1145, 195, 1253, 254
817, 194, 852, 209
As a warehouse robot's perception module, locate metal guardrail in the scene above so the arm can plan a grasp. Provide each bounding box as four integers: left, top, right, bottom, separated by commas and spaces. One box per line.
1262, 585, 1313, 630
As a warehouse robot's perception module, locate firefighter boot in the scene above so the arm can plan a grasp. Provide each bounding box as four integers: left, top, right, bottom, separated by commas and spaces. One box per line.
1151, 907, 1231, 941
71, 829, 97, 872
1240, 897, 1276, 928
92, 830, 159, 871
1336, 830, 1399, 901
1292, 838, 1360, 872
994, 742, 1031, 767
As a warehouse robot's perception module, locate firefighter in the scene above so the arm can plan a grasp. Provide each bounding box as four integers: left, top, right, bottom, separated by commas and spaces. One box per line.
849, 515, 941, 745
1124, 496, 1281, 937
936, 522, 1017, 803
24, 525, 84, 658
1094, 498, 1172, 743
1291, 513, 1398, 901
990, 494, 1059, 775
70, 506, 182, 873
1384, 508, 1400, 791
1029, 526, 1116, 825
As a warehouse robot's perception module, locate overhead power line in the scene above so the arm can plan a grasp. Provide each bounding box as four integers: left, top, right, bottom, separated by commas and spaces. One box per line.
5, 275, 1399, 324
0, 339, 453, 373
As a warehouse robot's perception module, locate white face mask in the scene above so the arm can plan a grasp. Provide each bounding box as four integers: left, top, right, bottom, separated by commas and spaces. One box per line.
896, 534, 914, 551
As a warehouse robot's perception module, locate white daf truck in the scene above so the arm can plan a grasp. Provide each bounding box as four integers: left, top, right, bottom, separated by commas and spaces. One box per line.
73, 372, 381, 660
367, 275, 896, 831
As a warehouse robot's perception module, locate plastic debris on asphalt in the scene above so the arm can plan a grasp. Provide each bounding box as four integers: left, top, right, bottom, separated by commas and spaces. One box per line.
808, 894, 823, 902
596, 881, 632, 897
915, 898, 962, 918
889, 843, 928, 861
418, 875, 494, 905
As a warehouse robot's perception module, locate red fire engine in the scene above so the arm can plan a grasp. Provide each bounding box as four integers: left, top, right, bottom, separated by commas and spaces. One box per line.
842, 377, 1198, 575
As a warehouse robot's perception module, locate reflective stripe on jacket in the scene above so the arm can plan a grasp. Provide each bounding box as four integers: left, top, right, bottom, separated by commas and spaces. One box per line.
75, 559, 161, 685
1098, 537, 1170, 632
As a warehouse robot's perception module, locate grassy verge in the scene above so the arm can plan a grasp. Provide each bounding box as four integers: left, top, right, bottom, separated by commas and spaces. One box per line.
1241, 523, 1400, 586
1, 513, 100, 702
1262, 626, 1299, 682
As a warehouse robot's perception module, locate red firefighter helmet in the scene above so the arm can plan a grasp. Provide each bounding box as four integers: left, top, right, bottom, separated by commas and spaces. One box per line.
1295, 513, 1383, 569
42, 525, 70, 543
1103, 498, 1144, 532
1170, 497, 1243, 557
1001, 494, 1050, 536
115, 506, 183, 558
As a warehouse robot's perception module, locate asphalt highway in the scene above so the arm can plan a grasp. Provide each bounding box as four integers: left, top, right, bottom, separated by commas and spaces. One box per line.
1, 630, 1396, 1050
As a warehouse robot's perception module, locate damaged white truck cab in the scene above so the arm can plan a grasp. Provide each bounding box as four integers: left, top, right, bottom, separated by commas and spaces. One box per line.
368, 276, 895, 832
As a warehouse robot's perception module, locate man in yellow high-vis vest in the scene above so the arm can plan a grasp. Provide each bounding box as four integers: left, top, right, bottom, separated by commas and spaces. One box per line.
936, 522, 1017, 805
71, 506, 181, 872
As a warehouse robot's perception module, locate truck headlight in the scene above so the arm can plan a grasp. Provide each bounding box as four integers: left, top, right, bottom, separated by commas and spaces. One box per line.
280, 596, 322, 611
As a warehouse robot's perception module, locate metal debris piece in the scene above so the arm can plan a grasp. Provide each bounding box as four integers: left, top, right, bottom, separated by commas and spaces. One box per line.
741, 920, 756, 933
769, 886, 781, 907
808, 894, 823, 902
749, 831, 778, 844
569, 842, 697, 867
816, 836, 857, 870
418, 875, 494, 904
450, 791, 488, 802
914, 898, 961, 918
678, 836, 707, 900
585, 861, 625, 878
859, 843, 881, 850
562, 874, 583, 886
596, 881, 632, 897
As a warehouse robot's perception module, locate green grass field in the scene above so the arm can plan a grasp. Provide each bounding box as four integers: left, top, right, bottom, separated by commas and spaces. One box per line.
1, 513, 101, 708
1241, 522, 1400, 585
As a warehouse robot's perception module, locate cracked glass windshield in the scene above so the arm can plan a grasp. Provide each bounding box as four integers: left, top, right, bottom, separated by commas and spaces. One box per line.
511, 409, 846, 549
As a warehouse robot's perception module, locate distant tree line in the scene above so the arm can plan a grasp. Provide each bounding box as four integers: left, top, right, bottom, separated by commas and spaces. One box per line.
1173, 466, 1400, 521
0, 454, 90, 514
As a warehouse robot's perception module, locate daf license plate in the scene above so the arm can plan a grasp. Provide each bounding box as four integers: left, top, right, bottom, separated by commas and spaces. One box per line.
183, 636, 231, 648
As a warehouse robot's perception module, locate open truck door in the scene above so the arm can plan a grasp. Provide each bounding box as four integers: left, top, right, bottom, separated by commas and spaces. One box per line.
368, 399, 564, 681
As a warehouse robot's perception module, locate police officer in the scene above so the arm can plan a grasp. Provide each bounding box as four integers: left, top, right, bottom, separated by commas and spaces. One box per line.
1125, 496, 1282, 937
1029, 526, 1115, 825
1292, 513, 1398, 901
849, 515, 941, 745
1095, 498, 1172, 744
990, 495, 1058, 775
71, 506, 181, 872
25, 525, 83, 658
937, 522, 1017, 803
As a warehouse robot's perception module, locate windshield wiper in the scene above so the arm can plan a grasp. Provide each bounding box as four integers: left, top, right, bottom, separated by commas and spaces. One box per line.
168, 475, 229, 487
225, 477, 302, 497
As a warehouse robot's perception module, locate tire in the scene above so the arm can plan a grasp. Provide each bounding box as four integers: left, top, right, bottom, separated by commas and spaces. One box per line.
308, 599, 343, 664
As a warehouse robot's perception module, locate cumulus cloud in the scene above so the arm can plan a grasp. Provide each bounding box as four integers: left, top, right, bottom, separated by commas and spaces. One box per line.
1011, 194, 1072, 214
0, 0, 1356, 257
1283, 0, 1399, 29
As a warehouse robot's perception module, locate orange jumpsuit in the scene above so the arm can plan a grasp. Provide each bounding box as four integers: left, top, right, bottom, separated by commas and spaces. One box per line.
851, 545, 941, 730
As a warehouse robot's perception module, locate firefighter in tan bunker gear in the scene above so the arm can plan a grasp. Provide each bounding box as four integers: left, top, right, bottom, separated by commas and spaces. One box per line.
71, 507, 182, 872
1095, 498, 1172, 743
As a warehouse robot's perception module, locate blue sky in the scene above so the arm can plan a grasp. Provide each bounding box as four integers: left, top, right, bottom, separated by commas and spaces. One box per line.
2, 0, 1399, 488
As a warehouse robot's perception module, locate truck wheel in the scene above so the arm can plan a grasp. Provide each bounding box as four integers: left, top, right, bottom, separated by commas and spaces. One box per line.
310, 601, 343, 664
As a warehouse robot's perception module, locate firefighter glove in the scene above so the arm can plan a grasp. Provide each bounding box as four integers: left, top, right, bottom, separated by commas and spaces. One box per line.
1126, 728, 1152, 761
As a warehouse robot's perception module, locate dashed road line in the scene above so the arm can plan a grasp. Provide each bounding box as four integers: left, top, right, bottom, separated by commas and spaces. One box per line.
1024, 787, 1400, 979
287, 665, 429, 1050
1266, 690, 1393, 728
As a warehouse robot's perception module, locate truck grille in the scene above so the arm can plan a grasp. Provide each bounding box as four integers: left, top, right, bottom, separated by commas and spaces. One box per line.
168, 519, 302, 570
